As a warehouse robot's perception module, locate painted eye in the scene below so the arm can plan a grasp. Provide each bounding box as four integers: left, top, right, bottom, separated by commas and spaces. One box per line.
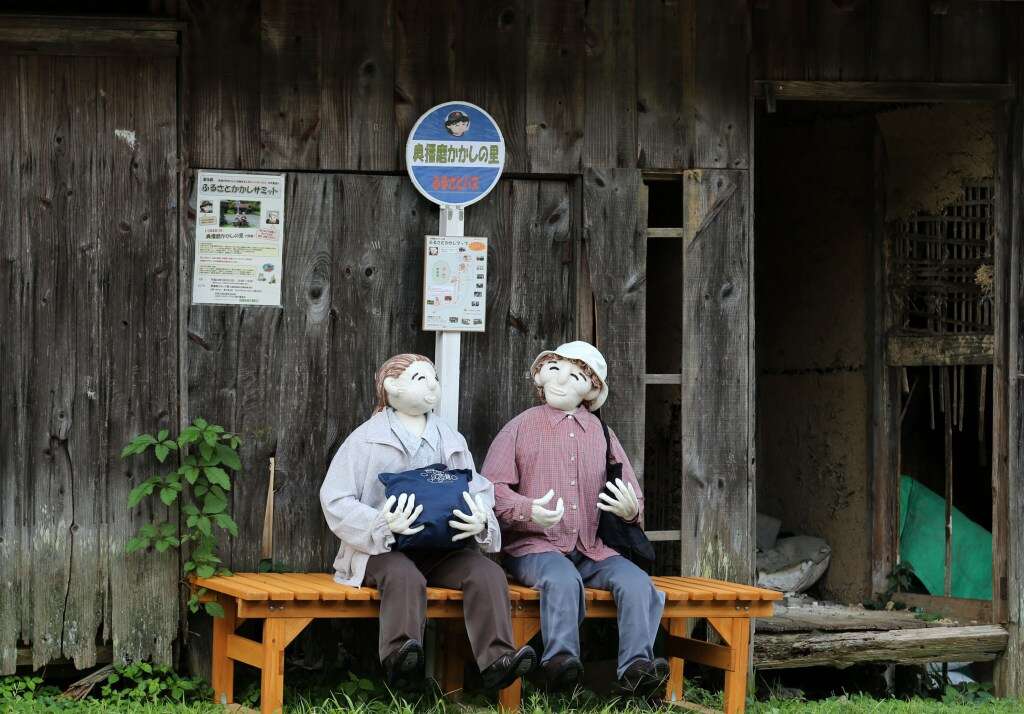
547, 365, 559, 371
570, 373, 582, 382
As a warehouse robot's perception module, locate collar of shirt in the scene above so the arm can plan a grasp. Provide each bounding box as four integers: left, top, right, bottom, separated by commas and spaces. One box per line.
542, 403, 591, 431
385, 407, 441, 457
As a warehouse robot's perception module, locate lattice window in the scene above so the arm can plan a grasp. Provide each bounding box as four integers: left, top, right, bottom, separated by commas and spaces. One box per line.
889, 181, 995, 337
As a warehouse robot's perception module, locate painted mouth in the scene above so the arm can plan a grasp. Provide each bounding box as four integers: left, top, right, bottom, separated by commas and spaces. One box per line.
546, 386, 567, 397
424, 394, 438, 405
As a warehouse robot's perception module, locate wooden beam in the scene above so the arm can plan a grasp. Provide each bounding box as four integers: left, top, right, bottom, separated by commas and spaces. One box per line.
665, 634, 734, 670
646, 373, 682, 385
647, 227, 685, 239
645, 529, 682, 541
886, 334, 995, 366
753, 80, 1015, 104
754, 625, 1009, 670
0, 17, 180, 56
895, 593, 993, 624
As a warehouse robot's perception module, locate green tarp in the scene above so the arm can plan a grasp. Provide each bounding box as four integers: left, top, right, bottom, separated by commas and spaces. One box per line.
898, 474, 992, 600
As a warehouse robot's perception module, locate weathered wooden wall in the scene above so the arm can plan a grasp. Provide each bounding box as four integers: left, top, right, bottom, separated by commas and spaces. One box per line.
0, 51, 179, 673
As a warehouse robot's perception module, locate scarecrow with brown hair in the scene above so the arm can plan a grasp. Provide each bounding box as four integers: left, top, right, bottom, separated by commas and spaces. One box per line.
320, 353, 536, 692
483, 341, 668, 696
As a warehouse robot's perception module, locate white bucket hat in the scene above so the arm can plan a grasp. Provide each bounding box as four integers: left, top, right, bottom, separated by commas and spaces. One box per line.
530, 341, 609, 411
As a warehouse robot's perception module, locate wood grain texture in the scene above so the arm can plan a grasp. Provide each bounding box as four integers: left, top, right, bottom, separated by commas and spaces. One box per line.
260, 0, 321, 169
271, 174, 333, 570
690, 0, 749, 169
680, 169, 752, 583
525, 0, 584, 173
637, 0, 690, 169
583, 0, 637, 168
583, 169, 646, 480
0, 54, 23, 675
319, 0, 395, 170
97, 55, 179, 666
182, 0, 260, 169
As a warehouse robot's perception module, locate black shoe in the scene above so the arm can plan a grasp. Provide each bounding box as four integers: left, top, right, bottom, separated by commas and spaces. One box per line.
481, 645, 537, 690
382, 639, 425, 691
614, 657, 670, 697
536, 654, 583, 693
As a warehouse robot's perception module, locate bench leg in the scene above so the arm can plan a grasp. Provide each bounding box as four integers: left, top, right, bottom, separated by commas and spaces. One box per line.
498, 615, 540, 712
663, 617, 687, 702
708, 618, 751, 714
261, 620, 286, 714
211, 595, 236, 705
440, 619, 466, 696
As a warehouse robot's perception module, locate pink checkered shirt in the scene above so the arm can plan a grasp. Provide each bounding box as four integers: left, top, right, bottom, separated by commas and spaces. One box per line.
482, 404, 644, 561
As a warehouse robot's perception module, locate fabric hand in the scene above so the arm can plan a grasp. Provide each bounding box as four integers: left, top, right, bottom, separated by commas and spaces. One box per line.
596, 478, 640, 522
449, 492, 489, 542
530, 489, 565, 528
383, 493, 424, 535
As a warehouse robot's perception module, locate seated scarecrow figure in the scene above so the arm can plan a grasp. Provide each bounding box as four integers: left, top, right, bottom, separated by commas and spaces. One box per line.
320, 353, 536, 691
483, 341, 668, 695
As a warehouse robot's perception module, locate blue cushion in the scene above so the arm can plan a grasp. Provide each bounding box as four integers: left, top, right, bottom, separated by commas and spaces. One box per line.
378, 464, 473, 550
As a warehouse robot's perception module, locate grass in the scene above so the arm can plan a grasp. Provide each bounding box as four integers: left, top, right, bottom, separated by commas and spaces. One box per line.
3, 691, 1022, 714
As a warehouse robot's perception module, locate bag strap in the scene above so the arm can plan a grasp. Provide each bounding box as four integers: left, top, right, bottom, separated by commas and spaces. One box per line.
596, 413, 617, 476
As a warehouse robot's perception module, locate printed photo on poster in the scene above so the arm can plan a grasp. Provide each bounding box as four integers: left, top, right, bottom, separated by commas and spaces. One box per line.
422, 236, 487, 332
192, 171, 285, 307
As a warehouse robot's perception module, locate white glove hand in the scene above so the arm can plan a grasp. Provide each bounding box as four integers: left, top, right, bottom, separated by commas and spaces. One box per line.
449, 492, 489, 542
596, 478, 640, 522
383, 493, 424, 535
530, 489, 565, 529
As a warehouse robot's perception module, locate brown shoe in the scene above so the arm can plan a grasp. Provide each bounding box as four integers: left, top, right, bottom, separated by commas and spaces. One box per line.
536, 654, 583, 693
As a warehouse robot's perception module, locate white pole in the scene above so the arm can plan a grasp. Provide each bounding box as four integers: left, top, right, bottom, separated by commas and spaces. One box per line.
434, 205, 464, 430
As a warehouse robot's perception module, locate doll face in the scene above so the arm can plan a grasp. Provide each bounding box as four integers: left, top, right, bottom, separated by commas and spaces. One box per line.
384, 361, 440, 417
534, 358, 599, 412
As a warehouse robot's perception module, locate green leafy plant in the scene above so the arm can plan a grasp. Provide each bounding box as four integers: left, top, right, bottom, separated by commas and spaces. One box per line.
0, 674, 58, 701
99, 662, 211, 704
122, 417, 242, 617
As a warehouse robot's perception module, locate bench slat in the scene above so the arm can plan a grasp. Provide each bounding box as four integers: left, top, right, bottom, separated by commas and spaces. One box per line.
661, 576, 782, 601
194, 575, 269, 601
653, 577, 742, 601
652, 579, 714, 601
257, 573, 323, 600
226, 574, 297, 601
278, 573, 350, 600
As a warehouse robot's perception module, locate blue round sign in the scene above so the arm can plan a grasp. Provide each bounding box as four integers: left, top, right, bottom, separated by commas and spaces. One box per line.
405, 101, 506, 208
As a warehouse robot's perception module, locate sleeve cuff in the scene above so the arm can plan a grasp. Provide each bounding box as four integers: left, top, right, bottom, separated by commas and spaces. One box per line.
511, 496, 534, 525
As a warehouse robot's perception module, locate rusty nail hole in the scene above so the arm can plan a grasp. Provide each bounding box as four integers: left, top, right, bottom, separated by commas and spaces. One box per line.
364, 267, 373, 277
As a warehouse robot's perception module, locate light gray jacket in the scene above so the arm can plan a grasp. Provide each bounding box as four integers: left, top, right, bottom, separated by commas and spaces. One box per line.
319, 410, 501, 586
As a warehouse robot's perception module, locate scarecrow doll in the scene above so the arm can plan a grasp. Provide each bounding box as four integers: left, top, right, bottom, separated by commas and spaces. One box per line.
320, 353, 535, 691
483, 342, 668, 695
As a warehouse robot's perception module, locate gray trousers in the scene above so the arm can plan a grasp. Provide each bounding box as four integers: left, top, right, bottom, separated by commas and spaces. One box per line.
363, 548, 516, 670
505, 550, 665, 677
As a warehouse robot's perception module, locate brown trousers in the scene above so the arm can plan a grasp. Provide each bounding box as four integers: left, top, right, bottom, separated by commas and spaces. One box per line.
363, 548, 515, 670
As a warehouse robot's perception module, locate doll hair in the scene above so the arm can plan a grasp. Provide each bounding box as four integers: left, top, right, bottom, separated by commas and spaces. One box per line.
373, 353, 434, 414
532, 353, 603, 410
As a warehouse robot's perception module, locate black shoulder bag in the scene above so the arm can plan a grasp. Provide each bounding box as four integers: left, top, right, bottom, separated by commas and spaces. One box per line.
596, 417, 656, 570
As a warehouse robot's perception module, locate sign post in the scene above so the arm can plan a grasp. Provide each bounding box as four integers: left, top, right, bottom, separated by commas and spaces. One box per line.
406, 101, 505, 430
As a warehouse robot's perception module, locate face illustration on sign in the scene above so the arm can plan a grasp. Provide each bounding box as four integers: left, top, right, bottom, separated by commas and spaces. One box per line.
406, 101, 505, 208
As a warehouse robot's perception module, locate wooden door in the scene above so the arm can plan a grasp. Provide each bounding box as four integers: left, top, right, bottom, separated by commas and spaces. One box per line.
0, 20, 180, 673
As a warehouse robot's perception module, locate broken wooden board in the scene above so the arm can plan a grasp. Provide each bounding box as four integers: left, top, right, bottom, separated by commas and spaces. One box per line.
755, 624, 1008, 670
756, 599, 955, 634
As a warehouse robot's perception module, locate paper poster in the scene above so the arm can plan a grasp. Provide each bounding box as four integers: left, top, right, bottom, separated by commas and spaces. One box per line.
422, 236, 487, 332
192, 171, 285, 306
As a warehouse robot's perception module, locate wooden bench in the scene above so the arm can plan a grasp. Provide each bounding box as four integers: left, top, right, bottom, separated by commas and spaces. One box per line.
194, 572, 781, 714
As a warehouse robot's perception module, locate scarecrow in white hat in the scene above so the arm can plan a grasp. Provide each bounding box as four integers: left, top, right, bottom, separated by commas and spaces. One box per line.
482, 341, 668, 696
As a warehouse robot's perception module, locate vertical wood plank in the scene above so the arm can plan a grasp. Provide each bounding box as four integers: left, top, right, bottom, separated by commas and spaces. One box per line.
21, 55, 104, 670
453, 1, 528, 174
998, 7, 1024, 695
99, 55, 180, 665
260, 0, 321, 169
680, 169, 752, 582
182, 0, 261, 169
460, 179, 577, 456
583, 0, 637, 169
583, 169, 646, 479
525, 0, 584, 173
637, 0, 690, 169
751, 0, 809, 81
0, 54, 24, 675
870, 0, 932, 81
271, 174, 333, 571
935, 1, 1004, 83
690, 0, 750, 170
319, 0, 396, 170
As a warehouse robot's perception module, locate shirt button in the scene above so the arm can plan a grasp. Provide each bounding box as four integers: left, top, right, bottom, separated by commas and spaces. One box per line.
570, 481, 576, 486
570, 456, 576, 462
569, 433, 575, 438
571, 504, 578, 510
